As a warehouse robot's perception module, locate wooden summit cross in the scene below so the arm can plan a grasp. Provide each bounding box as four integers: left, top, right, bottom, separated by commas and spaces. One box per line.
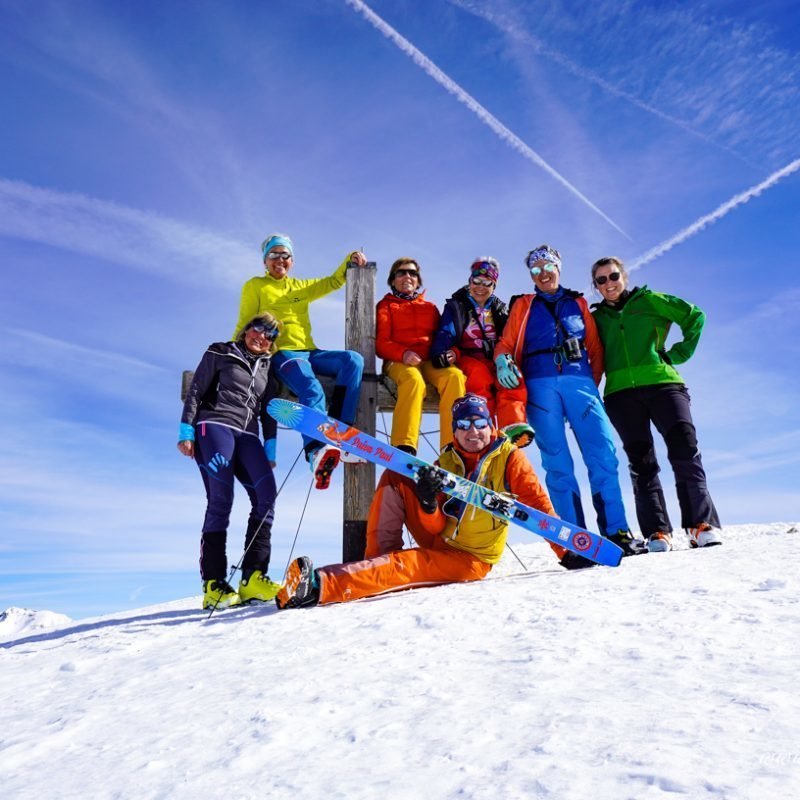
181, 262, 441, 563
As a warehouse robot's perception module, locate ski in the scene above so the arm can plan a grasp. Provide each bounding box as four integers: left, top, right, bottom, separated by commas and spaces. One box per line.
267, 399, 623, 567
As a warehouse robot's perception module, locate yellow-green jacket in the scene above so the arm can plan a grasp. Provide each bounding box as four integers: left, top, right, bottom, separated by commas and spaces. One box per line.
233, 258, 349, 351
438, 437, 520, 564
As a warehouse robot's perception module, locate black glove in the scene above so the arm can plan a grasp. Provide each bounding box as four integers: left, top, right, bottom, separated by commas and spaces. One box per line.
430, 352, 450, 369
415, 466, 448, 514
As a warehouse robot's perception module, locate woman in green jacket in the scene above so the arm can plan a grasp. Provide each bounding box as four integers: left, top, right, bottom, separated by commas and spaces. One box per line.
590, 256, 722, 552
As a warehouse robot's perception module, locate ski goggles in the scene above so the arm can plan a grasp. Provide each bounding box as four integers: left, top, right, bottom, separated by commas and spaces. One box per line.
248, 322, 279, 339
266, 252, 293, 262
470, 276, 495, 287
529, 263, 558, 277
454, 417, 491, 431
594, 271, 621, 286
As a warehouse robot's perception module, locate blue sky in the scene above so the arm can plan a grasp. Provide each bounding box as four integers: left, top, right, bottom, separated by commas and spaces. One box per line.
1, 0, 798, 619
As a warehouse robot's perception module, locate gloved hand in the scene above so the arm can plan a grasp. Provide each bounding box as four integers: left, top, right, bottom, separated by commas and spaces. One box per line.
495, 354, 522, 389
415, 465, 449, 514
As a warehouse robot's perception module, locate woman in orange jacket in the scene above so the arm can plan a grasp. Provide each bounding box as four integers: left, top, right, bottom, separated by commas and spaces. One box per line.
376, 257, 466, 454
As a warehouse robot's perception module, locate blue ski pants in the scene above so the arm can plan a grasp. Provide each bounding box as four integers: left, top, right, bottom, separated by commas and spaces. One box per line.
194, 421, 276, 580
272, 349, 364, 454
526, 375, 628, 535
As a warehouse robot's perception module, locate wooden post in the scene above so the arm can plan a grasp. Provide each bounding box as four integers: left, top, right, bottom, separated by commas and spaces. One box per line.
342, 262, 378, 562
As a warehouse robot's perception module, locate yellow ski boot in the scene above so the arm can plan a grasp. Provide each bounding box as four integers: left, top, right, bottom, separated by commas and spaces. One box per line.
202, 578, 242, 610
238, 570, 282, 603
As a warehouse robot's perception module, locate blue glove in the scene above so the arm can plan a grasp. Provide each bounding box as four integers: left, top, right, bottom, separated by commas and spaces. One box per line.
495, 354, 522, 389
264, 438, 276, 464
178, 422, 195, 442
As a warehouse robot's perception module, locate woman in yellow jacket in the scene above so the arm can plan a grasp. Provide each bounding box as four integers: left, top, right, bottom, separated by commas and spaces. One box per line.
234, 233, 367, 488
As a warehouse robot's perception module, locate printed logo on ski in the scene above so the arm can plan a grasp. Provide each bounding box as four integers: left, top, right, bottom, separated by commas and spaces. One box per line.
571, 531, 593, 551
317, 421, 392, 462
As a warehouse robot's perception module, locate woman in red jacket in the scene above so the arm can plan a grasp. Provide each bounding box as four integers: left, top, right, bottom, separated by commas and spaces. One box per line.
376, 258, 466, 454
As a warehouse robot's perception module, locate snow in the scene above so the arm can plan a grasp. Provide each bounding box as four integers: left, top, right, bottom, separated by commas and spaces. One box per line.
0, 607, 72, 639
1, 523, 798, 800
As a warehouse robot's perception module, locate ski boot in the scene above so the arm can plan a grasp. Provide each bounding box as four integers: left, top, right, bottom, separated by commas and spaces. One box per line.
238, 570, 282, 603
275, 557, 320, 609
607, 529, 648, 556
687, 523, 723, 548
202, 579, 242, 610
309, 445, 341, 490
647, 531, 673, 552
559, 551, 596, 570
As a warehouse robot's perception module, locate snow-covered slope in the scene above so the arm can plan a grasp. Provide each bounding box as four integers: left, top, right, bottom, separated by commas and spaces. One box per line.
0, 607, 72, 640
1, 524, 798, 800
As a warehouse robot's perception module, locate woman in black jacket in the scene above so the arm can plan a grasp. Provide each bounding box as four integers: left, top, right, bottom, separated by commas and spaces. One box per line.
179, 312, 281, 609
431, 257, 533, 446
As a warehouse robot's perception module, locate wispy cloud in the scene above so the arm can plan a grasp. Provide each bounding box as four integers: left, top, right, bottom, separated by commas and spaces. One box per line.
706, 430, 800, 481
0, 3, 253, 207
448, 0, 753, 165
628, 158, 800, 270
343, 0, 630, 240
7, 329, 169, 373
0, 178, 252, 287
453, 0, 800, 164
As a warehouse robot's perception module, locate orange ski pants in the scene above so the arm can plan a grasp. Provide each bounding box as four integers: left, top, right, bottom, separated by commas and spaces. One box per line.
318, 538, 492, 605
317, 471, 491, 605
457, 354, 528, 429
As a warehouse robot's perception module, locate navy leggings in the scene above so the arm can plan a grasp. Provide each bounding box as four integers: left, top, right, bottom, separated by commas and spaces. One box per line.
194, 422, 277, 580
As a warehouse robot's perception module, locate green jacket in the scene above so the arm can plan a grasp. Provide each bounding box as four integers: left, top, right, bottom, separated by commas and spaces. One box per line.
233, 258, 349, 351
591, 286, 705, 397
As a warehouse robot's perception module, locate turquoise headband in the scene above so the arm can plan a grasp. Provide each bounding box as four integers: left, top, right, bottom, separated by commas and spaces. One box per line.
261, 235, 294, 259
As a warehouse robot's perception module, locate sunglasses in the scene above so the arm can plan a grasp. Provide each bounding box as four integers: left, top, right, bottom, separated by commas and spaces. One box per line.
529, 263, 558, 277
594, 271, 621, 286
455, 417, 491, 430
266, 252, 292, 262
393, 268, 419, 278
249, 323, 278, 338
470, 277, 494, 287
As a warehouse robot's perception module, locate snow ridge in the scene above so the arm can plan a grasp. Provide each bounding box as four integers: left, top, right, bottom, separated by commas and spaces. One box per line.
1, 523, 798, 800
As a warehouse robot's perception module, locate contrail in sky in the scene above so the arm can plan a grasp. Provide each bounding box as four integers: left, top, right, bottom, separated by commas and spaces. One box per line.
629, 158, 800, 270
344, 0, 631, 240
447, 0, 754, 166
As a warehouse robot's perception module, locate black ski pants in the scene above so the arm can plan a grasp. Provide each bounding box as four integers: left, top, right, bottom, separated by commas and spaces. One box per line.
604, 383, 720, 535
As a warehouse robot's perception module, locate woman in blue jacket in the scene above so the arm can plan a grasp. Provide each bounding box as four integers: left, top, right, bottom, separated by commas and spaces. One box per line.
495, 245, 643, 556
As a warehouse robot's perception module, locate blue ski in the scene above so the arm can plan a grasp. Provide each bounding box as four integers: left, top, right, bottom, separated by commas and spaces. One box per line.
267, 399, 623, 567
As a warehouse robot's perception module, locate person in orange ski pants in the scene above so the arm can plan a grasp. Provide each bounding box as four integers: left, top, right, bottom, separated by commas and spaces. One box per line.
276, 394, 593, 610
